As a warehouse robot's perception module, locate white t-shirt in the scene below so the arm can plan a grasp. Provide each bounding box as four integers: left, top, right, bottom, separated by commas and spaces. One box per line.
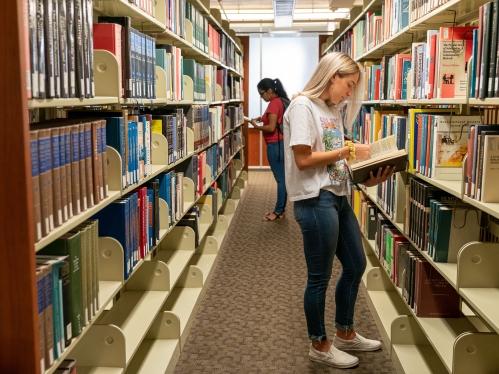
283, 96, 350, 202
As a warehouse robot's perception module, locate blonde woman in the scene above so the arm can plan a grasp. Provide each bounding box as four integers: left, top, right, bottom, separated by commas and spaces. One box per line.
283, 52, 395, 368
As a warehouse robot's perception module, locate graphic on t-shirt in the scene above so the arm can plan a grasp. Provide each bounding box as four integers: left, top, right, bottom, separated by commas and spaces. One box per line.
321, 117, 351, 184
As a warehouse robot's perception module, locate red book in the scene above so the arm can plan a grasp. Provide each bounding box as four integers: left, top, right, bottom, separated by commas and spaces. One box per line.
428, 34, 437, 99
414, 259, 460, 318
374, 68, 381, 100
93, 23, 123, 97
438, 26, 476, 98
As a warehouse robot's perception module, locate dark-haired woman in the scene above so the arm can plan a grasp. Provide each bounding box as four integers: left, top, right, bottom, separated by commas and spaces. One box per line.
251, 78, 289, 221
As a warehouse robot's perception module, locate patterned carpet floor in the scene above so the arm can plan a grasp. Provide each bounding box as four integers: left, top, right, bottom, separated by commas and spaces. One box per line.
173, 170, 397, 373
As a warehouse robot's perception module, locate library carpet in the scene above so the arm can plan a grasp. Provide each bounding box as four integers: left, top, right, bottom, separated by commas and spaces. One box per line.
174, 170, 396, 373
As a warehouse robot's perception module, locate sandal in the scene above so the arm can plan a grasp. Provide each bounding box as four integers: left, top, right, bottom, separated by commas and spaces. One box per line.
262, 211, 285, 221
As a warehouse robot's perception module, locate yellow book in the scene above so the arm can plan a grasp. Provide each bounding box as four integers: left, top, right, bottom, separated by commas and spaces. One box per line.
151, 119, 162, 134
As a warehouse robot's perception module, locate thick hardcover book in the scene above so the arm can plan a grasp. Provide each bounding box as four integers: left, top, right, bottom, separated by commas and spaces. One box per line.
37, 128, 55, 236
85, 0, 94, 97
74, 0, 85, 98
61, 126, 73, 217
39, 231, 83, 338
347, 136, 408, 184
37, 263, 55, 367
30, 131, 43, 241
58, 127, 68, 222
70, 124, 81, 215
83, 122, 94, 207
50, 127, 63, 227
77, 124, 88, 211
65, 0, 76, 97
28, 0, 39, 98
93, 23, 123, 97
51, 0, 61, 97
414, 259, 460, 317
36, 266, 46, 373
36, 0, 46, 98
44, 0, 55, 97
98, 16, 132, 97
58, 0, 68, 97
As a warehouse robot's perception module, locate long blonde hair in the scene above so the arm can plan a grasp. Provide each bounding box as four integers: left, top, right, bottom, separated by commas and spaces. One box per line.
293, 52, 363, 131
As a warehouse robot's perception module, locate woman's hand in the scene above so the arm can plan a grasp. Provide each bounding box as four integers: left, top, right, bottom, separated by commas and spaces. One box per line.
361, 166, 396, 187
353, 143, 371, 160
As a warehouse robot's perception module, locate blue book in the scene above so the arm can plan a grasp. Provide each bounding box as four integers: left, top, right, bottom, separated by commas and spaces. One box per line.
401, 60, 411, 100
93, 200, 130, 279
127, 121, 133, 186
395, 117, 407, 151
105, 117, 125, 189
147, 189, 154, 247
401, 0, 410, 29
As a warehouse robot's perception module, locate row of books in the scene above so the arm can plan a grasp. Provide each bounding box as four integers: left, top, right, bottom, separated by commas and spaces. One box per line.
26, 0, 95, 99
407, 111, 481, 180
359, 27, 475, 101
36, 220, 99, 370
94, 19, 157, 99
470, 1, 499, 99
67, 110, 157, 189
351, 107, 405, 145
362, 54, 411, 101
465, 123, 499, 202
30, 120, 109, 242
350, 187, 462, 318
93, 184, 161, 279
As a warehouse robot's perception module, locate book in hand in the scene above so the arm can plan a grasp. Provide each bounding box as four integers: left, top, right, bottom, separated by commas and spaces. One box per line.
346, 135, 408, 184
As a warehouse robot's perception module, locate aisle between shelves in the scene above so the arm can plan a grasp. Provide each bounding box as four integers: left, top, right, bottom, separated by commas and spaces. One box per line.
42, 152, 247, 374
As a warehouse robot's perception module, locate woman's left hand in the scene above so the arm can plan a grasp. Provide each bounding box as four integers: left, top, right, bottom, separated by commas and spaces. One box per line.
361, 166, 396, 187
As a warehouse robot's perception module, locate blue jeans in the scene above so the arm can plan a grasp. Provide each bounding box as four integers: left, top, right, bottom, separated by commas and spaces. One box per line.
294, 189, 366, 341
266, 141, 287, 214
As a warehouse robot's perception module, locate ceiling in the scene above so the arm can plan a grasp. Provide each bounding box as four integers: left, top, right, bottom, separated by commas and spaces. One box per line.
210, 0, 359, 33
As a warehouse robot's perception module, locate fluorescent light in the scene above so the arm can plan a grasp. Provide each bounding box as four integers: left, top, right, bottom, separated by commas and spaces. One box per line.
273, 0, 296, 28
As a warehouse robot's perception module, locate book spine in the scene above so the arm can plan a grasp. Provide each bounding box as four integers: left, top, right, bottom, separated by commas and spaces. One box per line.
65, 0, 76, 97
74, 0, 85, 97
31, 131, 43, 242
44, 0, 55, 97
70, 125, 81, 215
36, 268, 46, 373
50, 128, 63, 228
58, 128, 68, 222
38, 129, 54, 236
51, 0, 60, 97
83, 123, 94, 207
80, 227, 88, 324
86, 0, 94, 96
28, 0, 39, 98
58, 0, 68, 98
90, 122, 101, 204
41, 266, 55, 366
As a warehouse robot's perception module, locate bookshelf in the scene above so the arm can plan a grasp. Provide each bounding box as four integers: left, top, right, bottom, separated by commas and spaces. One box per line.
331, 0, 499, 369
1, 0, 248, 372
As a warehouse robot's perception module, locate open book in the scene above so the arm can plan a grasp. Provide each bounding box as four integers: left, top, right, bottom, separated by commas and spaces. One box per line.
346, 135, 407, 184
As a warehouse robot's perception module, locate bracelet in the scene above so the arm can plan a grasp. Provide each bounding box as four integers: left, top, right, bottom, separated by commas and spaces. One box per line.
344, 141, 356, 161
338, 149, 341, 162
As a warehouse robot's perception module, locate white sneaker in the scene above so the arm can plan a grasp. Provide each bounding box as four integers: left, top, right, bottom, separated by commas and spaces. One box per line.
333, 333, 382, 351
309, 344, 359, 368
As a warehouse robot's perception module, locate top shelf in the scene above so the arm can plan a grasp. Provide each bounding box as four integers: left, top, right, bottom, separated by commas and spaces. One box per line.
324, 0, 487, 57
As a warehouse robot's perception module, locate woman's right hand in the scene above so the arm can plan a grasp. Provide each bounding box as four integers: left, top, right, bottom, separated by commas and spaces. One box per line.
353, 143, 371, 160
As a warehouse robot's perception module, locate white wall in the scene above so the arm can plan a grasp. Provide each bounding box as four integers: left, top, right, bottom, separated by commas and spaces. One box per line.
248, 34, 319, 120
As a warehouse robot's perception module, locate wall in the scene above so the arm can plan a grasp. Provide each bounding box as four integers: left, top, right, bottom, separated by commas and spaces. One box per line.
247, 33, 319, 168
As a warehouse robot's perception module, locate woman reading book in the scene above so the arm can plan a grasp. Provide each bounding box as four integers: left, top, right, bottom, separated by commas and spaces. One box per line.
283, 52, 395, 368
250, 78, 289, 221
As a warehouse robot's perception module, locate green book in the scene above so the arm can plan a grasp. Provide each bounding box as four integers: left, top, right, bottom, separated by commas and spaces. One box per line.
433, 207, 453, 263
39, 231, 83, 337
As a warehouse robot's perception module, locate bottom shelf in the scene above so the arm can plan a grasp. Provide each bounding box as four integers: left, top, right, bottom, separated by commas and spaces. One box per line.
76, 368, 124, 374
125, 339, 180, 374
391, 344, 447, 374
163, 287, 203, 348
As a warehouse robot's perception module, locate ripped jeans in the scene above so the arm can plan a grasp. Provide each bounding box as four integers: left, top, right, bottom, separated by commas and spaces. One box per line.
293, 189, 367, 341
